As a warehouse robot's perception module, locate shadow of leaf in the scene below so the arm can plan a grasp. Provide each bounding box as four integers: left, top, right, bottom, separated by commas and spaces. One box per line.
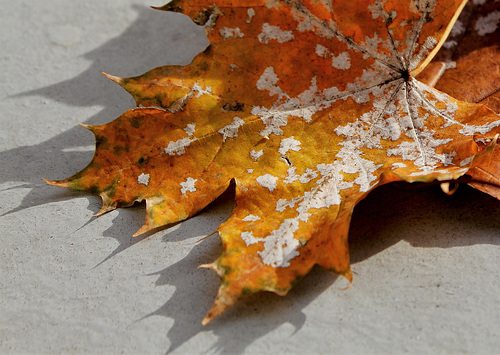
349, 183, 500, 263
1, 4, 208, 217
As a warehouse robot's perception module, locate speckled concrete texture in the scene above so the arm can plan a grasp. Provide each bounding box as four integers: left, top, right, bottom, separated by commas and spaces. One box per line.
1, 1, 499, 353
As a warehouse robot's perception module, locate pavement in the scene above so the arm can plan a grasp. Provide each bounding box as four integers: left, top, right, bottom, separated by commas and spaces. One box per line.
1, 1, 499, 353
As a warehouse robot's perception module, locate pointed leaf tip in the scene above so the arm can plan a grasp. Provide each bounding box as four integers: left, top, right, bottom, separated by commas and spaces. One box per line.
198, 262, 216, 271
150, 2, 177, 12
340, 268, 353, 290
94, 205, 115, 217
42, 177, 72, 188
76, 122, 100, 134
133, 222, 155, 237
202, 286, 240, 325
77, 122, 90, 129
102, 72, 124, 86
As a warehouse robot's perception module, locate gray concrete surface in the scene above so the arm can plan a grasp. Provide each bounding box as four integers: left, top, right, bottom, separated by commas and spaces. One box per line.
1, 1, 499, 353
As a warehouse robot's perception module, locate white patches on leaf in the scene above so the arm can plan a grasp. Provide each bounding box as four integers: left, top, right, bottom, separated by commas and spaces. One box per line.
368, 1, 397, 22
344, 63, 398, 104
256, 174, 278, 192
263, 159, 363, 268
219, 27, 244, 39
409, 36, 438, 71
315, 44, 328, 57
240, 231, 260, 245
253, 105, 317, 136
297, 77, 318, 105
250, 149, 263, 161
459, 121, 500, 136
252, 106, 290, 136
284, 167, 299, 184
294, 107, 316, 122
291, 6, 334, 38
218, 117, 245, 142
405, 0, 438, 69
240, 220, 302, 268
192, 82, 212, 98
387, 131, 454, 172
246, 8, 256, 23
164, 137, 196, 156
314, 44, 351, 70
257, 73, 459, 268
336, 144, 381, 192
335, 80, 404, 147
253, 67, 320, 136
242, 214, 260, 222
258, 23, 294, 44
411, 80, 459, 127
164, 123, 197, 156
259, 218, 300, 267
323, 86, 343, 101
359, 32, 401, 69
137, 173, 150, 186
275, 196, 302, 212
284, 167, 317, 184
295, 187, 337, 221
256, 66, 281, 96
392, 162, 407, 169
180, 177, 197, 194
278, 136, 301, 155
331, 52, 351, 70
475, 137, 494, 144
278, 164, 355, 223
334, 78, 466, 181
184, 123, 196, 136
316, 164, 350, 193
475, 11, 500, 36
299, 169, 318, 183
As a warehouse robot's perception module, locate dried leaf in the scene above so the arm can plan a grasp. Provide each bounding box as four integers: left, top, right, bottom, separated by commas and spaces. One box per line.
417, 0, 500, 198
417, 0, 500, 111
47, 0, 500, 324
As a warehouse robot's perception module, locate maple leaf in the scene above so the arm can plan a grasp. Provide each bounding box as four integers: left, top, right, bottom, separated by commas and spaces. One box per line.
46, 0, 500, 324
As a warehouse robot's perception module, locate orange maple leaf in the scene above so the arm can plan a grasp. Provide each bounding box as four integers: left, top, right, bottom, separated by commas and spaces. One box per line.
46, 0, 500, 324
